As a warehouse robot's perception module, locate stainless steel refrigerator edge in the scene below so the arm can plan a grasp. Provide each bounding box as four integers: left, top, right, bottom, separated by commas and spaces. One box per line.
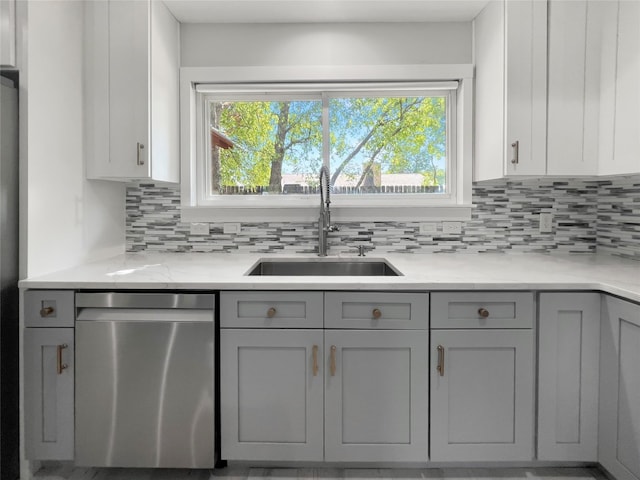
75, 292, 216, 468
0, 73, 20, 480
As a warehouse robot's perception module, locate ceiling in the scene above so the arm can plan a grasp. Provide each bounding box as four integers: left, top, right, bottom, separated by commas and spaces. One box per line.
163, 0, 490, 24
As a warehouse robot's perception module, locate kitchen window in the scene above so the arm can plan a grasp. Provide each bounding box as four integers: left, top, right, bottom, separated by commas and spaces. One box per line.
180, 66, 473, 222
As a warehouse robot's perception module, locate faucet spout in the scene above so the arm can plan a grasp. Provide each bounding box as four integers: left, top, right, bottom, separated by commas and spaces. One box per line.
318, 166, 336, 256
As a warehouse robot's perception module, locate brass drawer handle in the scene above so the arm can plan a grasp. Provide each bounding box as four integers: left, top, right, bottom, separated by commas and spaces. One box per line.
312, 345, 319, 377
437, 345, 445, 376
478, 308, 490, 318
372, 308, 382, 320
40, 306, 55, 317
267, 307, 277, 318
57, 344, 68, 374
330, 345, 337, 376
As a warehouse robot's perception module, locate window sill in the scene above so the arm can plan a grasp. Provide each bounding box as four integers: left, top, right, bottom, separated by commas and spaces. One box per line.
181, 204, 473, 223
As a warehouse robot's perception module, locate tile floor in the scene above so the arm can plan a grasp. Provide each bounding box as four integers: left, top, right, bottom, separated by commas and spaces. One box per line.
34, 466, 609, 480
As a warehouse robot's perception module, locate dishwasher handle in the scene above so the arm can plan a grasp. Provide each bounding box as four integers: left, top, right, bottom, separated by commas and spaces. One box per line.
76, 292, 214, 310
76, 308, 213, 323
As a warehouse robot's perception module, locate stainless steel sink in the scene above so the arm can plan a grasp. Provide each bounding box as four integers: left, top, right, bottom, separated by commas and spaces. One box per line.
246, 259, 402, 276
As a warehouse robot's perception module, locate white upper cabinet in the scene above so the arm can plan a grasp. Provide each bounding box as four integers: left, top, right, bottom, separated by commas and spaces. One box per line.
548, 0, 640, 177
85, 0, 180, 183
0, 0, 16, 67
599, 0, 640, 176
474, 0, 547, 181
546, 0, 600, 176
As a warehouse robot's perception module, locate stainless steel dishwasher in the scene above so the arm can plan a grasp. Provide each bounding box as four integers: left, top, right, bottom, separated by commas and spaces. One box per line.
75, 292, 215, 468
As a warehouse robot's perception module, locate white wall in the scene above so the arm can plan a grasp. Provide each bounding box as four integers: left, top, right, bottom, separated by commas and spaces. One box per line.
181, 22, 472, 67
22, 0, 124, 278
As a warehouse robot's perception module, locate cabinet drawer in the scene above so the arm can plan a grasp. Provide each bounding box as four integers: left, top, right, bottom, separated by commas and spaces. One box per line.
24, 290, 74, 328
221, 292, 323, 328
431, 292, 533, 329
325, 292, 428, 330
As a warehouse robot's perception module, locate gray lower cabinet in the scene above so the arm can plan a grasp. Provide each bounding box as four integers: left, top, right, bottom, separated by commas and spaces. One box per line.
220, 329, 324, 461
429, 292, 534, 462
324, 329, 429, 462
599, 296, 640, 480
537, 292, 600, 461
24, 328, 74, 460
220, 291, 430, 463
429, 329, 534, 462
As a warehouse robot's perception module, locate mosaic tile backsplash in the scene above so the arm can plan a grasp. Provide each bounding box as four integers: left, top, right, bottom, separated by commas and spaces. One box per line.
126, 176, 640, 259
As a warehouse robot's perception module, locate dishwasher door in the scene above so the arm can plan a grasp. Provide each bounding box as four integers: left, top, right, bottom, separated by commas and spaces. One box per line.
75, 293, 215, 468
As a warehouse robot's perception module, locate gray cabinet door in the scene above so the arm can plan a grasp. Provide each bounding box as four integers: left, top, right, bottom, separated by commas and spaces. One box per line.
220, 329, 324, 461
24, 328, 74, 460
324, 330, 429, 462
430, 329, 534, 461
599, 296, 640, 480
538, 292, 600, 461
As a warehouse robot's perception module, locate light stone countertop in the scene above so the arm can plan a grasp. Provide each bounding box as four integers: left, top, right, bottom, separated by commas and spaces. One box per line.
18, 252, 640, 303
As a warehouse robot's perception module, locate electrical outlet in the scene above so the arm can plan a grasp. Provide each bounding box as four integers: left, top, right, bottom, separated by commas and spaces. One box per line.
442, 221, 462, 234
223, 223, 241, 234
539, 212, 553, 233
419, 222, 437, 234
190, 223, 209, 235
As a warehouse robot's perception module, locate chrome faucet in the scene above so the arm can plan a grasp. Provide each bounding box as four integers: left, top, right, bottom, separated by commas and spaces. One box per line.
318, 166, 338, 256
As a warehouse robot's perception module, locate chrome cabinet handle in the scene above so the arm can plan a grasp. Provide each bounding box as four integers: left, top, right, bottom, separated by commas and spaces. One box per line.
40, 306, 55, 317
57, 344, 68, 375
330, 345, 337, 376
137, 142, 145, 166
437, 345, 445, 377
312, 345, 319, 377
478, 308, 490, 318
372, 308, 382, 320
267, 307, 277, 318
511, 140, 519, 165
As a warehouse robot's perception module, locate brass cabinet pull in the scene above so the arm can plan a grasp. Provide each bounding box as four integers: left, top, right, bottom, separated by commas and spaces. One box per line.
40, 306, 55, 317
511, 140, 519, 165
372, 308, 382, 320
330, 345, 337, 376
267, 307, 277, 318
136, 142, 145, 166
57, 344, 68, 375
437, 345, 445, 376
478, 308, 490, 318
312, 345, 319, 377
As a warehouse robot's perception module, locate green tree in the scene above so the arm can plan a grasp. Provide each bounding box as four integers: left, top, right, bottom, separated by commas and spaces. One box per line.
329, 96, 447, 188
211, 100, 322, 193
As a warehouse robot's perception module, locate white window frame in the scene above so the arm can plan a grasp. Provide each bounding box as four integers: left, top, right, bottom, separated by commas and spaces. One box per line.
180, 65, 473, 222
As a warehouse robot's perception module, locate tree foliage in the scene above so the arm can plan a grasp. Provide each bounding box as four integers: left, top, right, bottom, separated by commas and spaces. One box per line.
210, 95, 447, 193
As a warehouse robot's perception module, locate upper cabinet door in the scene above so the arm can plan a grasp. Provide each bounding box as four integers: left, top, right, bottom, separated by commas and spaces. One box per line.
84, 0, 180, 182
474, 0, 547, 181
0, 0, 16, 67
504, 0, 547, 177
108, 0, 150, 179
546, 0, 599, 176
610, 0, 640, 175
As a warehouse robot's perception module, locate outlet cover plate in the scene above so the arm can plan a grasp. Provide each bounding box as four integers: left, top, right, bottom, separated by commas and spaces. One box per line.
442, 221, 462, 234
190, 223, 209, 235
539, 213, 553, 233
419, 222, 437, 234
223, 223, 241, 234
